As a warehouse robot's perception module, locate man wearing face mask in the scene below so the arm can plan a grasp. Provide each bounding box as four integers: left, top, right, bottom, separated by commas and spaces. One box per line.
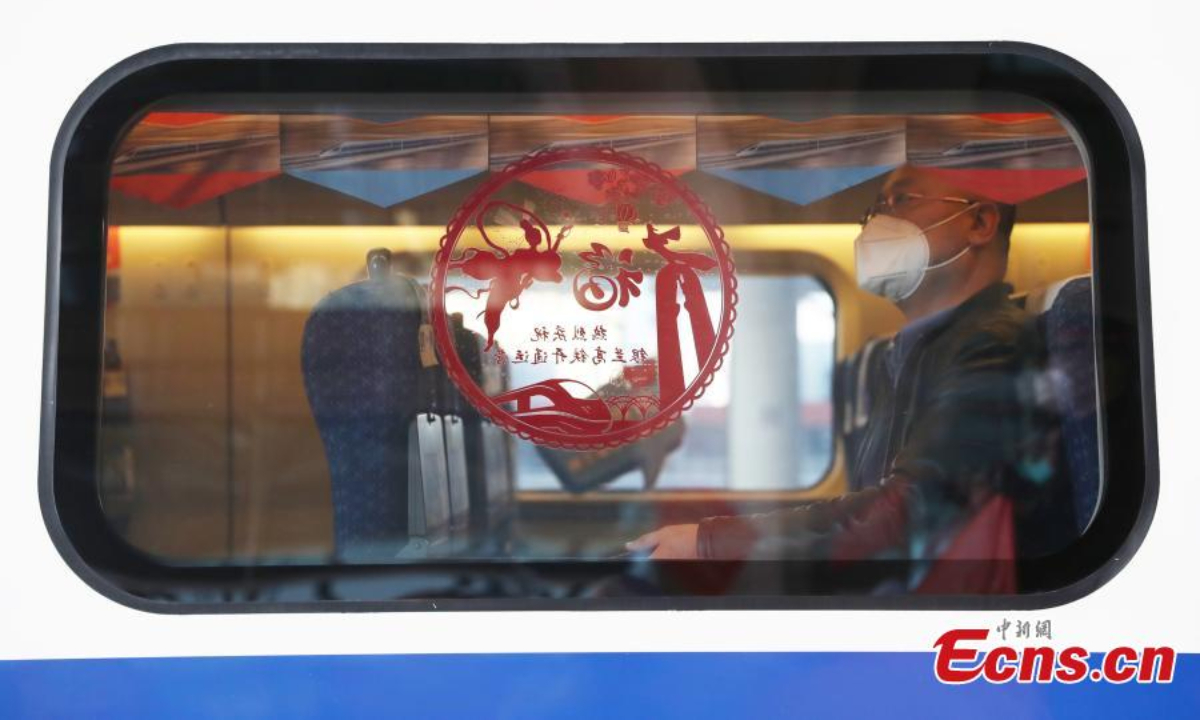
627, 164, 1065, 585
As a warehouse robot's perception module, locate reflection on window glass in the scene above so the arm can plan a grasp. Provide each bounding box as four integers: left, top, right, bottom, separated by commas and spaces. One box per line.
514, 276, 835, 492
93, 96, 1100, 596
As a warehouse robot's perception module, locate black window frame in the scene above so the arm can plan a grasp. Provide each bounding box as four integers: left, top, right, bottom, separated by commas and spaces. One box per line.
41, 42, 1155, 612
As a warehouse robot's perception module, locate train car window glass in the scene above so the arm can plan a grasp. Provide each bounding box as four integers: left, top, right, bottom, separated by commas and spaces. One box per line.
515, 276, 835, 493
42, 45, 1154, 610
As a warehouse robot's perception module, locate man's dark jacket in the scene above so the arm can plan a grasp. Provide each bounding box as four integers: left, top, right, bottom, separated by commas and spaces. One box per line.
696, 282, 1073, 570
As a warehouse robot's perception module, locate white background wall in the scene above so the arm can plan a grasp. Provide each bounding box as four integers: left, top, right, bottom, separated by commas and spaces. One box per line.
2, 0, 1196, 659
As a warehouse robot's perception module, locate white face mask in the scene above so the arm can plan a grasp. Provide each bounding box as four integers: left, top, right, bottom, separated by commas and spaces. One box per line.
853, 203, 979, 302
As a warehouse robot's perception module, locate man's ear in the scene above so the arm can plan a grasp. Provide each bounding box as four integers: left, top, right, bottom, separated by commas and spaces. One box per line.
966, 203, 1002, 246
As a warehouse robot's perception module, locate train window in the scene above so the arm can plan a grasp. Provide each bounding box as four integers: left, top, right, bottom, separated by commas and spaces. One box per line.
515, 276, 835, 493
43, 44, 1154, 609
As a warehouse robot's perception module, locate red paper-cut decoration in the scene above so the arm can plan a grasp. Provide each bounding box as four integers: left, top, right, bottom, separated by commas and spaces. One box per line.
572, 243, 644, 312
445, 201, 567, 349
431, 146, 737, 450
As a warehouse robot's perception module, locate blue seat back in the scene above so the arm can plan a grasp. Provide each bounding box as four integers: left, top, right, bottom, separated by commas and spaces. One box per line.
1040, 276, 1102, 533
301, 275, 424, 561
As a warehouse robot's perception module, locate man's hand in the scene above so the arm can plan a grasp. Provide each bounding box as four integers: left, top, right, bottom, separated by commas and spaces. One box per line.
626, 524, 700, 559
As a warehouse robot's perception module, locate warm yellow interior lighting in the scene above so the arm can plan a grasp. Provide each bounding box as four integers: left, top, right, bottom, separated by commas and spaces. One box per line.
113, 223, 1091, 294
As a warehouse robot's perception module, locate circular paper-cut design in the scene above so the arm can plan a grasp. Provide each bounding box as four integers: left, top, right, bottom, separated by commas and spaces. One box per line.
430, 146, 737, 450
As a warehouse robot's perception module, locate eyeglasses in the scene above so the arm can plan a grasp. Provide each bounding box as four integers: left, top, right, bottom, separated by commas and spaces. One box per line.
859, 191, 978, 226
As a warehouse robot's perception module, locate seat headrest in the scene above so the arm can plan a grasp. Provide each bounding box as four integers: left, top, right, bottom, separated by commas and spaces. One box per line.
1026, 274, 1092, 317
